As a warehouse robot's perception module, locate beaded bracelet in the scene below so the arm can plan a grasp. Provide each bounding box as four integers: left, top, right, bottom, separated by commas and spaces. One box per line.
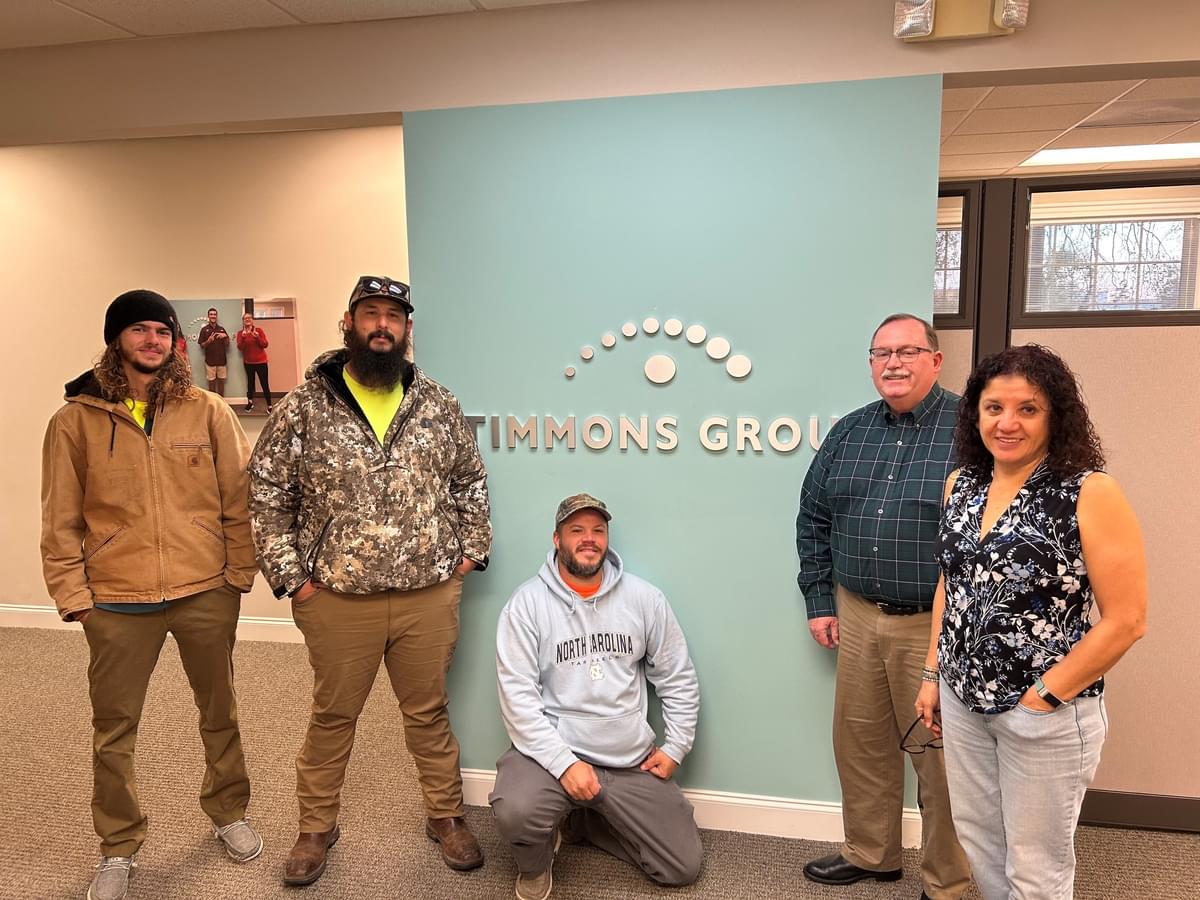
921, 665, 940, 683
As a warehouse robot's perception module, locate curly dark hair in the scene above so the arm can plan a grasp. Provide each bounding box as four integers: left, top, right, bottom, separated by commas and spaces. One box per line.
93, 340, 196, 410
955, 344, 1104, 478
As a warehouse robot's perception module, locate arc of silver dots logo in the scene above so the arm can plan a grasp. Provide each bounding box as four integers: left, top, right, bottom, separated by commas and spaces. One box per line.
564, 317, 752, 384
185, 314, 211, 342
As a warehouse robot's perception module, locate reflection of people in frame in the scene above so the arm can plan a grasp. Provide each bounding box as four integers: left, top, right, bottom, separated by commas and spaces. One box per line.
198, 307, 231, 396
237, 311, 273, 413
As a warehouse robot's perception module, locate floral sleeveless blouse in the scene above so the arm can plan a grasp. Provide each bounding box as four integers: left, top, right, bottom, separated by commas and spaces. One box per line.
935, 461, 1103, 714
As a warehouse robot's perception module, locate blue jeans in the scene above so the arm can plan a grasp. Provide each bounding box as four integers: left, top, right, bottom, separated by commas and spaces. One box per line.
939, 680, 1107, 900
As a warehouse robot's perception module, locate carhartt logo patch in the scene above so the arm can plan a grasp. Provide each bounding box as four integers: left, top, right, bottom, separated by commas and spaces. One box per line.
188, 454, 201, 467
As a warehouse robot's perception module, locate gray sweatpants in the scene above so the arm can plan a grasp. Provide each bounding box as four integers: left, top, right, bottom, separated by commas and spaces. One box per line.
489, 747, 703, 886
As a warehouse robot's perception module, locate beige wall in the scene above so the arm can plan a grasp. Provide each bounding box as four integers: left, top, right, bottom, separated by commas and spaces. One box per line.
4, 0, 1200, 145
937, 327, 973, 395
0, 126, 407, 620
1013, 327, 1200, 798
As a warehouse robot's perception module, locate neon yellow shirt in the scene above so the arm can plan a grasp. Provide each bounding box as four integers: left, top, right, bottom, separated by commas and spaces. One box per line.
123, 398, 149, 430
344, 369, 404, 445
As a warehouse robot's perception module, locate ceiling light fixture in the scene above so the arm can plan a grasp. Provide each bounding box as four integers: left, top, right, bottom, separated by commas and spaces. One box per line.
1020, 143, 1200, 167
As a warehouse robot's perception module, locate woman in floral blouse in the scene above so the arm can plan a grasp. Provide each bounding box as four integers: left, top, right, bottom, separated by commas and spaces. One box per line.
914, 344, 1146, 900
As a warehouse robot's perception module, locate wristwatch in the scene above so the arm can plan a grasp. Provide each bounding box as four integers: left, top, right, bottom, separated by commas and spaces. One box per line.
1033, 675, 1063, 708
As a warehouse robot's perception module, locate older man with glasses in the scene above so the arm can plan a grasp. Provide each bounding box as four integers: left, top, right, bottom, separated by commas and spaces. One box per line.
249, 275, 492, 886
794, 314, 970, 900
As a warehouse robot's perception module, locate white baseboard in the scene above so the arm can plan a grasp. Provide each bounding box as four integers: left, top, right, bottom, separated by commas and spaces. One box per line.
0, 603, 921, 847
461, 768, 923, 848
0, 604, 77, 631
0, 604, 303, 643
232, 615, 304, 643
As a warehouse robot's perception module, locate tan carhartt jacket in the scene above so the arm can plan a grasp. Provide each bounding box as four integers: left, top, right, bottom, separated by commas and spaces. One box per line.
41, 370, 256, 620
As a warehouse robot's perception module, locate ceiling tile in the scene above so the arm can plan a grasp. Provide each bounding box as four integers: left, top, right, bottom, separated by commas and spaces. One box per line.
941, 109, 968, 134
977, 80, 1137, 109
939, 152, 1033, 173
937, 166, 1012, 178
955, 103, 1104, 135
1047, 124, 1189, 149
1084, 97, 1200, 127
0, 2, 132, 50
1162, 122, 1200, 142
273, 0, 475, 23
941, 130, 1062, 155
59, 0, 297, 36
942, 87, 990, 112
1121, 76, 1200, 102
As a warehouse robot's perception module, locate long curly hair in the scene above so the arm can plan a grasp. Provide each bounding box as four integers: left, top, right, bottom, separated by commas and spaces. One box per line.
955, 344, 1105, 478
93, 340, 196, 409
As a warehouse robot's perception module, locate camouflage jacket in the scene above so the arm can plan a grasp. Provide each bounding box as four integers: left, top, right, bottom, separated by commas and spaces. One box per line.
248, 350, 491, 598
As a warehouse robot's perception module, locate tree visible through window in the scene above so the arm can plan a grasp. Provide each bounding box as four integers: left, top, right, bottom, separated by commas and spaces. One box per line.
1026, 218, 1199, 312
934, 227, 962, 315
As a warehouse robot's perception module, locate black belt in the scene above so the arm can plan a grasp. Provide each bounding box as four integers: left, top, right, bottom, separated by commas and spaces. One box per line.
874, 601, 926, 616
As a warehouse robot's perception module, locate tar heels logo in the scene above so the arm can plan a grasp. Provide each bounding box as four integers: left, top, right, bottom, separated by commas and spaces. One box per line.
562, 316, 752, 384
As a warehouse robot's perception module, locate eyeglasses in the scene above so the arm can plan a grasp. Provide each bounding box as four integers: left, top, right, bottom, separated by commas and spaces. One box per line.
868, 346, 935, 363
899, 716, 943, 755
350, 275, 411, 306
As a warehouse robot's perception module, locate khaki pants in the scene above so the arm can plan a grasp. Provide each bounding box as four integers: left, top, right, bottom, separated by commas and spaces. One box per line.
833, 586, 971, 899
82, 586, 250, 857
291, 576, 465, 831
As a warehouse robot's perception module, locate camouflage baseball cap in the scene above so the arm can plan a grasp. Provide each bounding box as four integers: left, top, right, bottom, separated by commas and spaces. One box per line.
554, 493, 611, 528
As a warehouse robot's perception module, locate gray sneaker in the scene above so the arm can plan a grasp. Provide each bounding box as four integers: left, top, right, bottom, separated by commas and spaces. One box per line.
87, 856, 136, 900
214, 818, 264, 863
514, 831, 561, 900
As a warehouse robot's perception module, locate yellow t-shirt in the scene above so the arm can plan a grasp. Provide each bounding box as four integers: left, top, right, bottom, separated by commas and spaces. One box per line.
343, 369, 404, 445
123, 398, 149, 430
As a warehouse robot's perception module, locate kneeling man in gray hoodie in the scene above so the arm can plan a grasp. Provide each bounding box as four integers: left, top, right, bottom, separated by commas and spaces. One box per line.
491, 493, 703, 900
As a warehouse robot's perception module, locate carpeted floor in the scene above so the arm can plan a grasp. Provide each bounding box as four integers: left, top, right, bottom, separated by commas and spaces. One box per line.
0, 627, 1194, 899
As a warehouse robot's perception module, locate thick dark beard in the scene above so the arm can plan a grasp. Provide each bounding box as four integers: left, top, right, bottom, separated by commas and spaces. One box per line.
559, 548, 605, 580
345, 328, 408, 388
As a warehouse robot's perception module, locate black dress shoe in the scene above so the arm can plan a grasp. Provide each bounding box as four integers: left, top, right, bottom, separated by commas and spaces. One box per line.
802, 852, 903, 885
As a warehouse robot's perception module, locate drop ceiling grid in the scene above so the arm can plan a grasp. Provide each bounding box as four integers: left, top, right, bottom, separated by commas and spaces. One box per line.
938, 77, 1200, 178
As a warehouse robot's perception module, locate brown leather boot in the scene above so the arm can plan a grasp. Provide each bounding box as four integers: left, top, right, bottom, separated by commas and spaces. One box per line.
425, 816, 484, 871
282, 825, 341, 886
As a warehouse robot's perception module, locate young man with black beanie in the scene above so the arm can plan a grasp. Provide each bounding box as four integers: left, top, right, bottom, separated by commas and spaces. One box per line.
41, 289, 263, 900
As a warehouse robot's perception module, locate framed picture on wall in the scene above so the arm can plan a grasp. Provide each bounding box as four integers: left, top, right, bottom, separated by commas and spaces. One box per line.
174, 297, 302, 415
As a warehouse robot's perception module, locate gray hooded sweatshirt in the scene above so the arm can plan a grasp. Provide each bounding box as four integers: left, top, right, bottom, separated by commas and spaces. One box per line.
496, 548, 699, 778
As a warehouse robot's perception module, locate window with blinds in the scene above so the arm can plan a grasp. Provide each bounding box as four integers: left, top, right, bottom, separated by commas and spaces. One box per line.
1025, 186, 1200, 314
934, 194, 965, 317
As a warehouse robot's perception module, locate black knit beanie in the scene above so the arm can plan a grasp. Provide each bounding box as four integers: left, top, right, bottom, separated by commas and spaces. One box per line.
103, 290, 180, 345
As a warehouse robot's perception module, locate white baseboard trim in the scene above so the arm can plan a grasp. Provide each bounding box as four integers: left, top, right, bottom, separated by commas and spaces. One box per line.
0, 604, 303, 643
462, 768, 923, 847
233, 615, 304, 643
0, 604, 77, 631
1, 603, 920, 846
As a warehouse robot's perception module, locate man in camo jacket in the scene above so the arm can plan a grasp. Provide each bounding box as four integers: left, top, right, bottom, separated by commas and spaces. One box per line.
249, 275, 492, 887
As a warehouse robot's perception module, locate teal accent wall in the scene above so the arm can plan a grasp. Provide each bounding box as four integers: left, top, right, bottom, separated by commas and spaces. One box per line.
404, 75, 942, 801
176, 298, 248, 397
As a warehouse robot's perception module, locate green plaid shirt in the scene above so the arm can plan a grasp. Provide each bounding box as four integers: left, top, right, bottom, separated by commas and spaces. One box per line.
795, 384, 959, 619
